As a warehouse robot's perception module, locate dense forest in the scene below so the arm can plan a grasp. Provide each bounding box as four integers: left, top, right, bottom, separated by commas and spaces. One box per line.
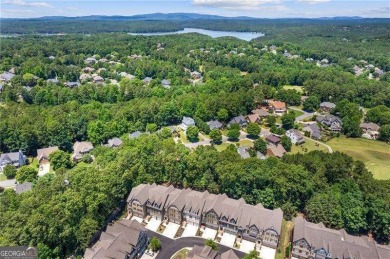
1, 137, 389, 257
0, 19, 389, 258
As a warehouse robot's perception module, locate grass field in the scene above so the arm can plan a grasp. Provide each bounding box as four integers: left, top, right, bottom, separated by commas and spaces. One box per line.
172, 248, 190, 259
214, 142, 230, 152
288, 108, 304, 118
239, 139, 254, 147
327, 137, 390, 180
0, 173, 7, 181
283, 85, 304, 93
290, 138, 329, 154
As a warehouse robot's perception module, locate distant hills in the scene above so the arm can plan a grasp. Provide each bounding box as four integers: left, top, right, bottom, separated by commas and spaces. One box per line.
1, 13, 376, 21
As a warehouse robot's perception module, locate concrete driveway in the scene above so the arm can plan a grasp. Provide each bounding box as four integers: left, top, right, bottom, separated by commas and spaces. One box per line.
38, 163, 50, 177
220, 232, 236, 247
131, 216, 144, 223
239, 240, 256, 253
162, 222, 180, 238
182, 224, 198, 237
146, 218, 161, 232
0, 179, 16, 188
259, 246, 276, 259
202, 228, 217, 240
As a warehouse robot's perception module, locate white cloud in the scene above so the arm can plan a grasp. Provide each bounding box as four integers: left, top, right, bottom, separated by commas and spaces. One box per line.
192, 0, 283, 10
1, 0, 53, 8
298, 0, 331, 4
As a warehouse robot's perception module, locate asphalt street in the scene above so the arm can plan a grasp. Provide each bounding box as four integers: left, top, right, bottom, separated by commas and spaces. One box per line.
146, 231, 246, 259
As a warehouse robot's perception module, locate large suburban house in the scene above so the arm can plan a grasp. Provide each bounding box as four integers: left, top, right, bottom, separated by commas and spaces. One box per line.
266, 144, 286, 158
292, 216, 390, 259
286, 129, 305, 144
161, 79, 171, 89
0, 71, 15, 83
302, 124, 321, 140
180, 116, 195, 131
319, 102, 336, 113
105, 138, 123, 148
207, 120, 223, 130
84, 219, 148, 259
268, 100, 286, 115
360, 122, 380, 140
0, 151, 26, 172
316, 115, 343, 132
187, 245, 239, 259
72, 141, 94, 161
127, 184, 283, 249
246, 114, 260, 124
251, 109, 271, 118
266, 134, 281, 146
228, 115, 247, 128
37, 146, 59, 164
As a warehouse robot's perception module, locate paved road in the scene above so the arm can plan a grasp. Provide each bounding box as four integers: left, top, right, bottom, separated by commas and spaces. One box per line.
0, 179, 16, 188
146, 231, 246, 259
289, 107, 316, 123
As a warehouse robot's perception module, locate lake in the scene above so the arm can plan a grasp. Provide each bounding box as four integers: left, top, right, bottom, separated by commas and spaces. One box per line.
128, 28, 264, 41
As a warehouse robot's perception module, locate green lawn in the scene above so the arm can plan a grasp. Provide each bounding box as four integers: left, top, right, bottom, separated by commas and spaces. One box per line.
0, 173, 7, 181
214, 142, 230, 152
283, 85, 304, 93
288, 108, 304, 118
172, 248, 190, 259
327, 137, 390, 180
28, 157, 39, 170
290, 138, 328, 154
239, 139, 254, 147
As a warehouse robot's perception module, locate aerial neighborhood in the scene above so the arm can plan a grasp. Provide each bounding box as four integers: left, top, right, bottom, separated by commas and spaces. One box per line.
0, 14, 389, 259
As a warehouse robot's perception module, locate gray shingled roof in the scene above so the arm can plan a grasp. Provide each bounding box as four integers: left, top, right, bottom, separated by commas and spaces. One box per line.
15, 182, 32, 194
320, 102, 336, 109
360, 122, 380, 132
128, 184, 284, 236
0, 71, 15, 82
187, 245, 218, 259
37, 146, 59, 162
229, 115, 247, 127
293, 216, 390, 259
182, 116, 195, 126
84, 219, 145, 259
129, 131, 142, 139
303, 124, 321, 139
107, 138, 123, 147
206, 120, 223, 130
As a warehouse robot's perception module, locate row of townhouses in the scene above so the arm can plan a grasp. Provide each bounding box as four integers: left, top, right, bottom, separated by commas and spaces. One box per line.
292, 216, 390, 259
127, 184, 283, 249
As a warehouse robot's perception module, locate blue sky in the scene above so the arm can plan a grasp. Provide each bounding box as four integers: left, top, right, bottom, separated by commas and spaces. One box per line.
0, 0, 389, 18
